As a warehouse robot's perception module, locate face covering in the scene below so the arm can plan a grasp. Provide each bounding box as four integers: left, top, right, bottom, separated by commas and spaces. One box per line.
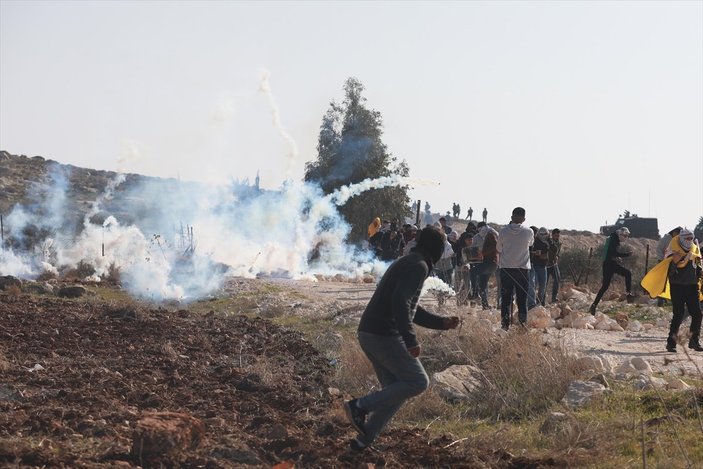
679, 229, 694, 250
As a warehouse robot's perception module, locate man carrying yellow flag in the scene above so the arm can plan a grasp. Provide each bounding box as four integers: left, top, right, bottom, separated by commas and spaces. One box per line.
650, 229, 703, 352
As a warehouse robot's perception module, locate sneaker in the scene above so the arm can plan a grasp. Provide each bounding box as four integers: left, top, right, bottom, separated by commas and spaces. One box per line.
626, 292, 636, 304
344, 399, 367, 436
688, 340, 703, 352
349, 438, 368, 452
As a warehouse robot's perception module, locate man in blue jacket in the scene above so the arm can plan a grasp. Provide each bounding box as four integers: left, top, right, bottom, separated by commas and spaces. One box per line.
343, 226, 460, 452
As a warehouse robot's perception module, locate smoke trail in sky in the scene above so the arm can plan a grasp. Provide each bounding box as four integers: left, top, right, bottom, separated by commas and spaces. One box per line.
259, 69, 298, 175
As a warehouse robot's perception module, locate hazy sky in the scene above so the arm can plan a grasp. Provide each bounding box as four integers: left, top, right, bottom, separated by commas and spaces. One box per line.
1, 0, 701, 233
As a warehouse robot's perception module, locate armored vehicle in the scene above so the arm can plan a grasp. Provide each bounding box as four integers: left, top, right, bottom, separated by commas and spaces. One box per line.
600, 211, 659, 240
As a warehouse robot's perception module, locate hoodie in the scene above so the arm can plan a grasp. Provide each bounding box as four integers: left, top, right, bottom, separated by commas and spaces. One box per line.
358, 249, 448, 348
497, 223, 534, 269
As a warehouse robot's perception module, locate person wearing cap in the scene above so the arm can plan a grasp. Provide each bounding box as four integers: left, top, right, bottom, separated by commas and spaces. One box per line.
496, 207, 534, 330
589, 227, 635, 314
343, 226, 460, 452
665, 228, 702, 352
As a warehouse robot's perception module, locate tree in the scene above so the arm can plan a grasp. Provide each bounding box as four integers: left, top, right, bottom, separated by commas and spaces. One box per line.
305, 78, 411, 241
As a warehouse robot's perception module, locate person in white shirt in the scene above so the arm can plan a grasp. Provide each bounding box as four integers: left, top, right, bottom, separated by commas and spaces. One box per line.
496, 207, 534, 330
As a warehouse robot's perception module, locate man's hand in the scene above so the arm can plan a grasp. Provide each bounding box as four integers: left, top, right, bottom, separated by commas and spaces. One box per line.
443, 316, 460, 330
407, 345, 421, 358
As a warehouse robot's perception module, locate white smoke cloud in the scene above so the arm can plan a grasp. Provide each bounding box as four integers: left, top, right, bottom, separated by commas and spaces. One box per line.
1, 164, 411, 301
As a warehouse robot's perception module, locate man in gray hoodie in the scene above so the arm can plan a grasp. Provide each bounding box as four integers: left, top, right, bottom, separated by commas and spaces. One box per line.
496, 207, 534, 330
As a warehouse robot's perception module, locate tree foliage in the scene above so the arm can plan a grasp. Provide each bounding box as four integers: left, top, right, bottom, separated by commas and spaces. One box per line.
304, 78, 411, 241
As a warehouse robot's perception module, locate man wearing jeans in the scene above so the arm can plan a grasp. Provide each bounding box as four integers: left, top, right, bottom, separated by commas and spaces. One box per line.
496, 207, 534, 330
343, 226, 460, 452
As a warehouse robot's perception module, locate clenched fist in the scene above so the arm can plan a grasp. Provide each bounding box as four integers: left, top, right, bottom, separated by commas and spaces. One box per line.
443, 316, 461, 330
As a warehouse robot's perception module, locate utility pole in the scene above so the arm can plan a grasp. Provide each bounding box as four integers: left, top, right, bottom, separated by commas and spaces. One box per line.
0, 213, 4, 250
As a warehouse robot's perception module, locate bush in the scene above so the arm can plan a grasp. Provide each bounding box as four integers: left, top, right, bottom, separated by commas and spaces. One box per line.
464, 332, 585, 421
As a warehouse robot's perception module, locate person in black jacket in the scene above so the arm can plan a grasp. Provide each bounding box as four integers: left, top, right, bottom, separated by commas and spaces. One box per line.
589, 227, 634, 314
343, 226, 460, 452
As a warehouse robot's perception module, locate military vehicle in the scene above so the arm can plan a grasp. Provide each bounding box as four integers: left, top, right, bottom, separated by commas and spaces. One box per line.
600, 211, 659, 240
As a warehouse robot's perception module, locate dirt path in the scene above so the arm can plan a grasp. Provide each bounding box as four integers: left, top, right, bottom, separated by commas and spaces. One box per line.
292, 279, 703, 377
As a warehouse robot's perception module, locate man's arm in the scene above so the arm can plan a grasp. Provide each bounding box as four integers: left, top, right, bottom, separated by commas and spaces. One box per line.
390, 263, 427, 349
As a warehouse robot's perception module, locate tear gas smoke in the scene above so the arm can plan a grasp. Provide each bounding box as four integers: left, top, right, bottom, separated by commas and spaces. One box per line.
420, 276, 456, 297
0, 168, 417, 301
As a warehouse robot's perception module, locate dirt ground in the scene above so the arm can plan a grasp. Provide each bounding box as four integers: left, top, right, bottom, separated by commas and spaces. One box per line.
1, 279, 570, 469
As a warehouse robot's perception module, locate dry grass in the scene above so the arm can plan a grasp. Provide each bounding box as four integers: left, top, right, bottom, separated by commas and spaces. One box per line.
332, 335, 376, 398
465, 332, 585, 421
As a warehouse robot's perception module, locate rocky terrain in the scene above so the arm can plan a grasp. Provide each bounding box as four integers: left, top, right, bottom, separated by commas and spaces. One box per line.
2, 151, 702, 467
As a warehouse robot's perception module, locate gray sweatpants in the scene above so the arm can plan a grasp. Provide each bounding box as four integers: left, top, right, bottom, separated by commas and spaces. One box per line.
356, 331, 429, 445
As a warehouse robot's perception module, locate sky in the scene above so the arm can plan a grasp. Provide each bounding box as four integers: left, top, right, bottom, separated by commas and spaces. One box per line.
1, 0, 702, 234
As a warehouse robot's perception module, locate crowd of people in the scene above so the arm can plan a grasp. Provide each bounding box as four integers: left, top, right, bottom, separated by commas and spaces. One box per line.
348, 209, 702, 453
366, 209, 564, 328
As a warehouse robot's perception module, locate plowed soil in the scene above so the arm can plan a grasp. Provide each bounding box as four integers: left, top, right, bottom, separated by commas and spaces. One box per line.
0, 287, 560, 469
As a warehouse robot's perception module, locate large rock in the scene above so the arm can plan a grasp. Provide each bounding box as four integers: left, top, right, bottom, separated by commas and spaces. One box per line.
615, 357, 652, 378
562, 380, 606, 408
527, 306, 553, 329
432, 364, 482, 403
57, 285, 87, 298
634, 375, 666, 390
0, 275, 22, 291
130, 412, 205, 461
576, 356, 612, 375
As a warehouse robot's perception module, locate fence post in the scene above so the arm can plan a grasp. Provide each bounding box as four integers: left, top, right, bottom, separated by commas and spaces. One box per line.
576, 247, 593, 286
415, 200, 421, 226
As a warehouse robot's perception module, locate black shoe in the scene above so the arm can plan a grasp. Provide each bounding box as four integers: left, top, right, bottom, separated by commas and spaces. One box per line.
666, 343, 677, 353
626, 292, 636, 304
344, 399, 367, 436
349, 438, 368, 452
688, 340, 703, 352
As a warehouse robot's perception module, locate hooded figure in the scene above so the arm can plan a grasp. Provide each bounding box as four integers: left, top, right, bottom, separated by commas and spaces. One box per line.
347, 226, 459, 451
368, 217, 382, 239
